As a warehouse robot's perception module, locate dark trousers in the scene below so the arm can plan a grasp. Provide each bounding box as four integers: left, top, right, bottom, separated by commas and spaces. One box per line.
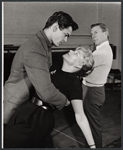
4, 101, 55, 148
82, 84, 105, 148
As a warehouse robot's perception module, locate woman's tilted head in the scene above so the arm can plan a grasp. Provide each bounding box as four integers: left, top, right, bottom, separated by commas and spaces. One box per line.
62, 46, 94, 76
73, 46, 94, 76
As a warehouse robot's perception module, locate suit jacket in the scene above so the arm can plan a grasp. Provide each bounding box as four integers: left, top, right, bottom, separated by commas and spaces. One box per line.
4, 30, 67, 123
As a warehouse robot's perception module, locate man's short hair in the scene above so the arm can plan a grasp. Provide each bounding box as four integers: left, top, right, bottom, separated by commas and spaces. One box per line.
43, 11, 78, 31
91, 23, 109, 38
75, 46, 94, 77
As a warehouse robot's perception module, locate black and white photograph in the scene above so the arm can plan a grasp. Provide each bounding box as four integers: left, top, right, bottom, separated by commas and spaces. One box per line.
2, 2, 121, 148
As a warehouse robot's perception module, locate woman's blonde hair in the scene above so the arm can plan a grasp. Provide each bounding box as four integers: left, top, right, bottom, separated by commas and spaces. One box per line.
75, 46, 94, 77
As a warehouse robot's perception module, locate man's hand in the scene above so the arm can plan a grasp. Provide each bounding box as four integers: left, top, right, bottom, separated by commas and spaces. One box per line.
65, 99, 70, 106
56, 99, 70, 110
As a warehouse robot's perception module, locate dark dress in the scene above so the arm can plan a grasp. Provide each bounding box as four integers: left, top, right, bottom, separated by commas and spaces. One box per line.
4, 69, 82, 148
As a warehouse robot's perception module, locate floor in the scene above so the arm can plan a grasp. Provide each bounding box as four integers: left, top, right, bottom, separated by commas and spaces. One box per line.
51, 84, 121, 148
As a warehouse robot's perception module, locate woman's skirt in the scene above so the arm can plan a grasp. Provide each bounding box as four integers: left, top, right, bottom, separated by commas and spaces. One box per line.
4, 100, 55, 148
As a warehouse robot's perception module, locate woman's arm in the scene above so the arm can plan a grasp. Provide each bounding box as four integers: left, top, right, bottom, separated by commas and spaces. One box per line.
71, 100, 96, 148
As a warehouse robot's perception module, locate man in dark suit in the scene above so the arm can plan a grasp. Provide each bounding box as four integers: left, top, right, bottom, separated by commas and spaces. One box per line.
4, 11, 78, 147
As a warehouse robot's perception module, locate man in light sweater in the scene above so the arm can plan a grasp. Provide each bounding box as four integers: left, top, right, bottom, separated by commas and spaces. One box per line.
82, 23, 113, 148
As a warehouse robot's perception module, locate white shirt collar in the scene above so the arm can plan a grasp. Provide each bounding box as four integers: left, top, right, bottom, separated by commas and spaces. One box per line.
96, 41, 109, 50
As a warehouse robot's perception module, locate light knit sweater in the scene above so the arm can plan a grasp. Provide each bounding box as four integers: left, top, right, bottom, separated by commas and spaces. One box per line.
83, 41, 113, 87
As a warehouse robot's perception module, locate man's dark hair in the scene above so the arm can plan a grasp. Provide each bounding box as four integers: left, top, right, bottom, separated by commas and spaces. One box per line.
43, 11, 78, 31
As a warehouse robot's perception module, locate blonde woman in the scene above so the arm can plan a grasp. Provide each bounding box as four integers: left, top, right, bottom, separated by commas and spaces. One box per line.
4, 46, 95, 148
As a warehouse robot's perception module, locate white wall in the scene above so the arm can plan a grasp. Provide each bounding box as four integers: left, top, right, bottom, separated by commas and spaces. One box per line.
3, 2, 121, 69
99, 2, 121, 69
